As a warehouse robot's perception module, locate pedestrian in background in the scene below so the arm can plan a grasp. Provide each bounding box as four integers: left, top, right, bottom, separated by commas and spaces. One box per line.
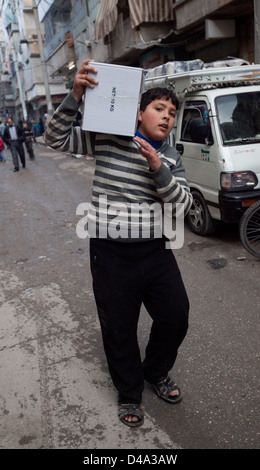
34, 121, 41, 137
39, 117, 44, 136
0, 136, 6, 162
44, 113, 51, 128
3, 118, 26, 172
23, 121, 36, 160
0, 120, 5, 138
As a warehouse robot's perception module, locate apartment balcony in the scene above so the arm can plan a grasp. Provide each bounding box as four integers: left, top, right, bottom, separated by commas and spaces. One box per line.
92, 15, 174, 66
44, 26, 76, 78
26, 82, 67, 102
5, 93, 15, 101
89, 0, 176, 66
174, 0, 253, 31
173, 0, 254, 62
44, 23, 72, 60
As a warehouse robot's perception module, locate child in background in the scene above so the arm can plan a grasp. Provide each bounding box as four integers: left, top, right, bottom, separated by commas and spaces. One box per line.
0, 137, 6, 162
22, 122, 36, 160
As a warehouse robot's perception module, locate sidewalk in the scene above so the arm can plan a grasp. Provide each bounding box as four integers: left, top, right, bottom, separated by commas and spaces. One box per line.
35, 136, 45, 145
35, 135, 94, 160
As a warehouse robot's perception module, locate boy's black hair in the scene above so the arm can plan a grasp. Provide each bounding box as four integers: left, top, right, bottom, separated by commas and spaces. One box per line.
140, 87, 179, 111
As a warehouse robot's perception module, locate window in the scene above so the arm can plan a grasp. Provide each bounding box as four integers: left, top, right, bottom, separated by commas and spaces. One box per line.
181, 100, 213, 145
216, 91, 260, 144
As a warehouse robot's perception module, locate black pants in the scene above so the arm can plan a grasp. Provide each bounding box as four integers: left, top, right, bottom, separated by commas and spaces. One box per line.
25, 141, 35, 159
10, 141, 25, 169
90, 237, 189, 404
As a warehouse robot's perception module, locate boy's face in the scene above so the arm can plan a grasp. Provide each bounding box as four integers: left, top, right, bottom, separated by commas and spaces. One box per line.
138, 98, 176, 141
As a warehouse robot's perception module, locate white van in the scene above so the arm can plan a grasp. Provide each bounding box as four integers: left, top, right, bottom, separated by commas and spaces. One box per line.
145, 61, 260, 235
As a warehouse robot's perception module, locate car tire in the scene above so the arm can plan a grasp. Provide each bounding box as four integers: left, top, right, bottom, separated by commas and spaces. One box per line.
187, 190, 218, 236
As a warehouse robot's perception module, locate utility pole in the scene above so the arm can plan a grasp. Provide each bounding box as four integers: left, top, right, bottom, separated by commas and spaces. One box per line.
32, 0, 53, 115
11, 32, 27, 120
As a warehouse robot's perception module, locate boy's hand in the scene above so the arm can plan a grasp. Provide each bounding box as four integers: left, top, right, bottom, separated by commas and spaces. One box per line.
72, 59, 99, 103
133, 136, 162, 171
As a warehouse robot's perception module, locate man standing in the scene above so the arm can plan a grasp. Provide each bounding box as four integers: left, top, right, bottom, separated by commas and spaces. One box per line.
3, 118, 26, 172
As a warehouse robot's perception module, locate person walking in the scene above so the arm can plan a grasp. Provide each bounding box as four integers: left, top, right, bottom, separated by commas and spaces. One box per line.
22, 121, 36, 160
44, 59, 192, 427
3, 118, 26, 172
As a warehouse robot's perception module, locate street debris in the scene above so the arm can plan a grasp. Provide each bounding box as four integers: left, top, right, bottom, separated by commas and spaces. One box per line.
207, 258, 227, 270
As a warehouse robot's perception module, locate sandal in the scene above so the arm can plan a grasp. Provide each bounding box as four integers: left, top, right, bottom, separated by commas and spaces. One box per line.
153, 376, 182, 404
118, 403, 144, 427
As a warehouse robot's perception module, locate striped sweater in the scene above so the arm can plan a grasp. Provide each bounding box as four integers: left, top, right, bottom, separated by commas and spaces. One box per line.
44, 92, 192, 241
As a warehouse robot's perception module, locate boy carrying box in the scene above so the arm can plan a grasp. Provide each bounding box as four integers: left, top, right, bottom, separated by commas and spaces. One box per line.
44, 59, 192, 427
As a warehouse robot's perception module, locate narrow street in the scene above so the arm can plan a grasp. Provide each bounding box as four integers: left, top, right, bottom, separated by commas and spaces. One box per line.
0, 142, 259, 451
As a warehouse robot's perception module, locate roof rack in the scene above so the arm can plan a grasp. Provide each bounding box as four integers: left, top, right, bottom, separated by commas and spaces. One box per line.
144, 64, 260, 98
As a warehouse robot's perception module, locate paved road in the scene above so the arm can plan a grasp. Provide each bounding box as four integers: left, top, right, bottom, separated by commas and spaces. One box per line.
0, 143, 259, 451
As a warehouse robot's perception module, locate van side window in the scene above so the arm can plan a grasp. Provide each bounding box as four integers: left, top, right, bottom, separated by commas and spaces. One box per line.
181, 101, 213, 145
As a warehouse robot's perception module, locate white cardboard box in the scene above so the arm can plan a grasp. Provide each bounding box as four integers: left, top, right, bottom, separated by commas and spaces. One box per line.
82, 62, 144, 136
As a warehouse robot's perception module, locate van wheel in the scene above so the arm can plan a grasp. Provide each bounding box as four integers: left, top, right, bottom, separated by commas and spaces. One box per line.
187, 190, 218, 236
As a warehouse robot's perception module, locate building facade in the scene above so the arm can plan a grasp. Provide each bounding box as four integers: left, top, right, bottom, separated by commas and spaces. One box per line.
0, 0, 258, 122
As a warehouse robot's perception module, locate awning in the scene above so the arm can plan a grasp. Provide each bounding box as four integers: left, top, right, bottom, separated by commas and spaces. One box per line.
94, 0, 119, 41
128, 0, 174, 29
94, 0, 175, 41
